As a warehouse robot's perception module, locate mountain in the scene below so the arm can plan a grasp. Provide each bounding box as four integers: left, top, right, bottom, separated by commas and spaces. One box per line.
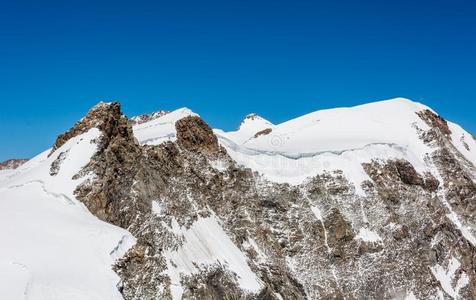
0, 158, 28, 170
131, 110, 171, 125
0, 98, 475, 299
215, 113, 275, 145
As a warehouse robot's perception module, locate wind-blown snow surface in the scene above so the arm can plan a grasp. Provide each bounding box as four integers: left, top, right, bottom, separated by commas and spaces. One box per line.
215, 113, 275, 145
212, 98, 476, 193
133, 108, 196, 146
217, 98, 437, 188
0, 128, 135, 300
133, 99, 469, 188
132, 98, 446, 189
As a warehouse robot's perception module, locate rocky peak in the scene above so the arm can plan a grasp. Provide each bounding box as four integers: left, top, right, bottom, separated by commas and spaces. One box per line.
175, 116, 221, 155
67, 102, 141, 222
14, 99, 475, 299
50, 102, 131, 155
0, 158, 28, 170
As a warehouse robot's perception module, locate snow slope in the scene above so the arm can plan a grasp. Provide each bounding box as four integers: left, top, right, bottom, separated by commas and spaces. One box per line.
133, 108, 196, 145
215, 113, 275, 145
218, 98, 476, 189
131, 97, 475, 190
234, 98, 431, 154
448, 121, 476, 165
216, 98, 435, 188
0, 128, 135, 300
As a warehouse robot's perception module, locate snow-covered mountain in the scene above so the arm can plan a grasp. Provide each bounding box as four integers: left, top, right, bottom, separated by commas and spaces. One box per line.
0, 98, 475, 299
215, 113, 275, 145
0, 158, 28, 171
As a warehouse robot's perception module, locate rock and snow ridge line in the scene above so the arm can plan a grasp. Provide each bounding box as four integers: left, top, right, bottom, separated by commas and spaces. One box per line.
133, 97, 474, 181
0, 158, 29, 171
0, 128, 136, 300
132, 97, 474, 221
130, 97, 476, 247
1, 97, 475, 299
130, 97, 473, 166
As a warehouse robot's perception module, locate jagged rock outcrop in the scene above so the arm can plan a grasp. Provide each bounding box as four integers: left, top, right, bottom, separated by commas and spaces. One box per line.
417, 109, 452, 136
51, 102, 131, 154
131, 110, 170, 125
175, 116, 221, 155
0, 158, 28, 170
254, 128, 273, 139
416, 108, 476, 247
46, 100, 476, 299
50, 101, 144, 222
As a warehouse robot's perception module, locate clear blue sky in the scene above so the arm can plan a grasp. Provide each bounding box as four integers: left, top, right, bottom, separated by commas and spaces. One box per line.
0, 0, 475, 161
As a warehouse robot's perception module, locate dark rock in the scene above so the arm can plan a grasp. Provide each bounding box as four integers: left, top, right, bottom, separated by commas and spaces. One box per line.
72, 102, 142, 224
175, 116, 221, 155
416, 109, 451, 135
254, 128, 273, 138
394, 160, 424, 186
50, 150, 69, 176
424, 173, 440, 192
50, 102, 128, 155
0, 158, 28, 170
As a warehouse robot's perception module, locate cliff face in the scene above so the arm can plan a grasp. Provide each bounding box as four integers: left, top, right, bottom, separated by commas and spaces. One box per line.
4, 99, 474, 299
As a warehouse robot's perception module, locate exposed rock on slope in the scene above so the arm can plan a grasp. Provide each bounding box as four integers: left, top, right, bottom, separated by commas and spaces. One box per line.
50, 102, 130, 154
131, 110, 170, 125
254, 128, 273, 139
175, 116, 221, 155
0, 114, 133, 299
0, 158, 28, 170
417, 109, 452, 136
2, 98, 476, 299
71, 102, 142, 223
71, 99, 476, 299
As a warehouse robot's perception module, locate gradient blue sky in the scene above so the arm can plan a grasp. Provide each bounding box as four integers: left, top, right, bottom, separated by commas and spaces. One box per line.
0, 0, 475, 161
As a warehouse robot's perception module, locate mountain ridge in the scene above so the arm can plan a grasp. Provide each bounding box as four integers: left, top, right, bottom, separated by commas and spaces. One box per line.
0, 97, 475, 299
0, 158, 29, 171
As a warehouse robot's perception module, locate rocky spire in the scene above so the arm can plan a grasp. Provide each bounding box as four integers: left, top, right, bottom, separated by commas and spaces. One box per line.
50, 102, 131, 154
67, 102, 142, 223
